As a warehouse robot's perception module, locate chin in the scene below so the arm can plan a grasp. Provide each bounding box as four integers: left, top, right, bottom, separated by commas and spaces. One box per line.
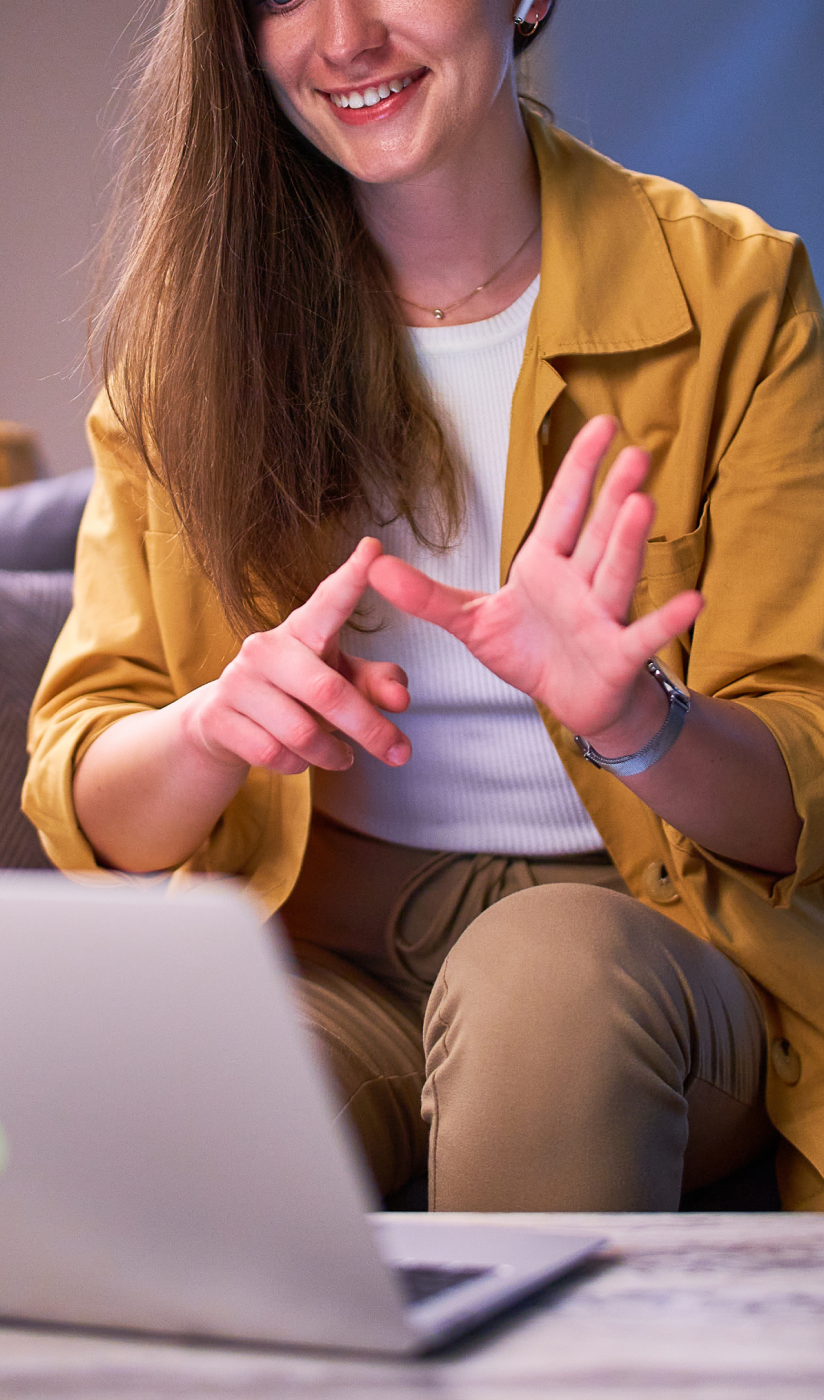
339, 152, 428, 186
318, 133, 433, 187
285, 88, 445, 187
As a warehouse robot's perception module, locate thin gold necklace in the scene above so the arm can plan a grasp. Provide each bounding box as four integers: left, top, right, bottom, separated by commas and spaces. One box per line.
397, 219, 541, 321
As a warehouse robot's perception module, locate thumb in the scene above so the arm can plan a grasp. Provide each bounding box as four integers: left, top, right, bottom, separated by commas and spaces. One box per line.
368, 554, 484, 637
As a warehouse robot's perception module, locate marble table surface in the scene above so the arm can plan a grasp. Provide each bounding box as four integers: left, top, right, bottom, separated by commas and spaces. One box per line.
1, 1213, 822, 1400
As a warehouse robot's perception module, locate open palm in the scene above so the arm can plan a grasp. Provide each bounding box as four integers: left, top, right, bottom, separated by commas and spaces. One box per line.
368, 416, 703, 740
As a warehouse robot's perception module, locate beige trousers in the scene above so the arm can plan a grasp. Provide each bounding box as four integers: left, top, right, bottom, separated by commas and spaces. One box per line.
280, 812, 773, 1211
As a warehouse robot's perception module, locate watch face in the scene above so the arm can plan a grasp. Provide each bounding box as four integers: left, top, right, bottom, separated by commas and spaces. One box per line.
648, 655, 689, 700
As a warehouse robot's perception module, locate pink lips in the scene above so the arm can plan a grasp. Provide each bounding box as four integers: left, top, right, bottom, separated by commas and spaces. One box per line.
325, 71, 427, 127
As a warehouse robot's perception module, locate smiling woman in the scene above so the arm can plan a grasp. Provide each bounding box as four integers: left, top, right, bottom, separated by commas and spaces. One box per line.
24, 0, 824, 1215
255, 0, 531, 186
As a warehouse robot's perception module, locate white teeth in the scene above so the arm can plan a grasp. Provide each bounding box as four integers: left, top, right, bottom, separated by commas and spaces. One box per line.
332, 75, 416, 110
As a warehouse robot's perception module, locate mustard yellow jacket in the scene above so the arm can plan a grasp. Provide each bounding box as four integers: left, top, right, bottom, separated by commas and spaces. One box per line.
24, 118, 824, 1210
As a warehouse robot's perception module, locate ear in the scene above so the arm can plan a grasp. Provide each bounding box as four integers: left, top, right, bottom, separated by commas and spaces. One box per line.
513, 0, 553, 25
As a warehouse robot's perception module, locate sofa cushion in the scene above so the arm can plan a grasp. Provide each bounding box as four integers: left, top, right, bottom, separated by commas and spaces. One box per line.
0, 469, 93, 572
0, 570, 74, 867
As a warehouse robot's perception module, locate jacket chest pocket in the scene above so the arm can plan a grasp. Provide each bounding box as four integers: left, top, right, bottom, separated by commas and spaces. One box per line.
630, 504, 708, 679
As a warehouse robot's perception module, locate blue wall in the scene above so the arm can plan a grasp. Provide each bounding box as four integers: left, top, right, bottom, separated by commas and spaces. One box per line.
543, 0, 824, 288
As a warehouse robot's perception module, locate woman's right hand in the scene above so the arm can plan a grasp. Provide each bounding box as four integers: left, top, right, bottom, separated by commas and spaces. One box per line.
74, 536, 410, 872
182, 535, 412, 778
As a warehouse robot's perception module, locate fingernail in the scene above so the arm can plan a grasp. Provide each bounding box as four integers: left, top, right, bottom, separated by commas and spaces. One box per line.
387, 742, 409, 766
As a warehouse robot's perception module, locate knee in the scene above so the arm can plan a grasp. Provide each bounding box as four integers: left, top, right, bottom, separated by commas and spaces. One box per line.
434, 882, 661, 1015
422, 884, 695, 1212
424, 882, 697, 1092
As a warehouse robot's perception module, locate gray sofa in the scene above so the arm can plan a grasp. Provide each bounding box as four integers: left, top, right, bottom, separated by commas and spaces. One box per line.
0, 469, 92, 868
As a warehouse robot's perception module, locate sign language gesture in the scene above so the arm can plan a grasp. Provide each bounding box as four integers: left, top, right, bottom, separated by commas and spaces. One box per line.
75, 535, 414, 874
368, 416, 704, 747
190, 536, 412, 775
75, 414, 800, 879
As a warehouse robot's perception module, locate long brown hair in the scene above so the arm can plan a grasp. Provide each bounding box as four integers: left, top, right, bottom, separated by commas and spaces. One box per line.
96, 0, 550, 633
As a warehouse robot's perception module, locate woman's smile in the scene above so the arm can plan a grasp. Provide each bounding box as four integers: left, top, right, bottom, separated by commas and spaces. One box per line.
324, 68, 427, 126
254, 0, 520, 186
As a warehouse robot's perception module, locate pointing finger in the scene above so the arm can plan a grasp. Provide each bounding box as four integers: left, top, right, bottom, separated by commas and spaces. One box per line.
285, 537, 383, 654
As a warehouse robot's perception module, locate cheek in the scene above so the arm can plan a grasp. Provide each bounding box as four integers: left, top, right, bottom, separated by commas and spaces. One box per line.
255, 20, 304, 103
255, 22, 344, 164
438, 0, 517, 95
458, 0, 515, 46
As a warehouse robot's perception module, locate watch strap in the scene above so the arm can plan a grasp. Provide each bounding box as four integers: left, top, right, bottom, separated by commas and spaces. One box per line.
574, 659, 690, 777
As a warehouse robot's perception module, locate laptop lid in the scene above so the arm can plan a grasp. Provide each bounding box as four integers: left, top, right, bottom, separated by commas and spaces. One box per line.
0, 873, 413, 1353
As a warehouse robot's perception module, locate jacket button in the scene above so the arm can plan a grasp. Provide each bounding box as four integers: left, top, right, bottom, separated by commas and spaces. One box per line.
642, 861, 680, 904
771, 1037, 802, 1086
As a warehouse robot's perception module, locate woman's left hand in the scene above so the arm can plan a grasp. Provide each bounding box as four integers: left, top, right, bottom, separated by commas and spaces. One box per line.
368, 415, 703, 744
369, 413, 802, 874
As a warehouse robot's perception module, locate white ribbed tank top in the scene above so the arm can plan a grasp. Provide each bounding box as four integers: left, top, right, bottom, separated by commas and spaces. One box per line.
314, 276, 603, 856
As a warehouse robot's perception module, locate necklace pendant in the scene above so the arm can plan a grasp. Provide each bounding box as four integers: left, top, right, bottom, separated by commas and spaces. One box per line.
433, 308, 445, 320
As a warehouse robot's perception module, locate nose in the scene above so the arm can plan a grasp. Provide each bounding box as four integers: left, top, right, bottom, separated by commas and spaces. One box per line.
315, 0, 389, 71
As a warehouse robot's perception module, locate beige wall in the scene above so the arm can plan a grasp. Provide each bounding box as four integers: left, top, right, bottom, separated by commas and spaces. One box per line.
0, 1, 145, 475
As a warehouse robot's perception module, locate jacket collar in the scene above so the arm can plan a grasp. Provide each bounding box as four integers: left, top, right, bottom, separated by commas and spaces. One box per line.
526, 113, 693, 358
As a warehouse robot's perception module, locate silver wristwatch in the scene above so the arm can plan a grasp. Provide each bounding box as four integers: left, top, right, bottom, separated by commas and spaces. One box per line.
574, 658, 690, 777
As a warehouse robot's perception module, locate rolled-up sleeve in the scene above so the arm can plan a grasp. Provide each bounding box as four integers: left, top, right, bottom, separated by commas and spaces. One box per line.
23, 396, 176, 871
685, 253, 824, 900
23, 392, 311, 905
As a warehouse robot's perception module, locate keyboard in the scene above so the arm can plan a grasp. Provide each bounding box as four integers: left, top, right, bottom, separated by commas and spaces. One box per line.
395, 1264, 491, 1305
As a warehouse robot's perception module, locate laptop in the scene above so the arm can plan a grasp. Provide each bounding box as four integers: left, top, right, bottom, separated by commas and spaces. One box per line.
0, 872, 602, 1355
